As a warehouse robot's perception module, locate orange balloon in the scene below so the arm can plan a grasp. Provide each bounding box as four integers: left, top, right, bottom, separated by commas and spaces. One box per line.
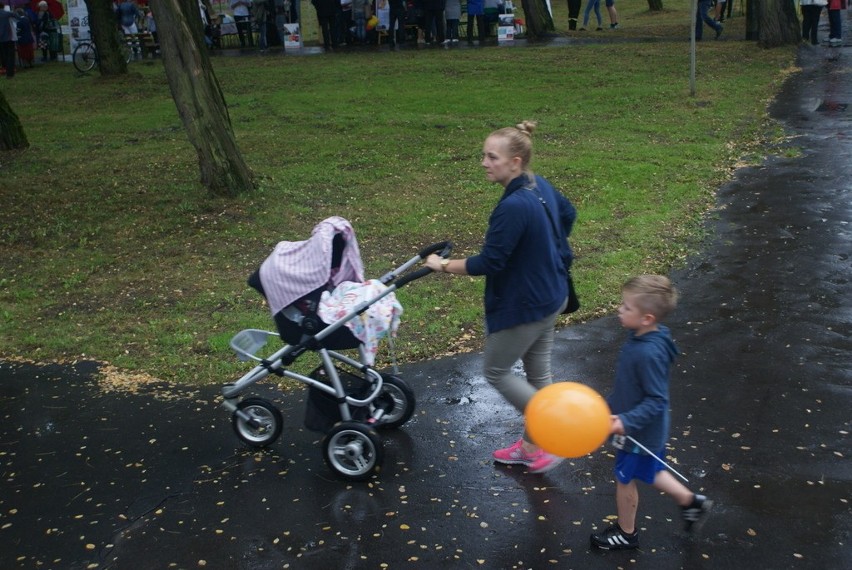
525, 382, 611, 458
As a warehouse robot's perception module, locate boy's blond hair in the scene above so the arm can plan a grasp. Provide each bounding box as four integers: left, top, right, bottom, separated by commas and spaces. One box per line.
622, 275, 678, 321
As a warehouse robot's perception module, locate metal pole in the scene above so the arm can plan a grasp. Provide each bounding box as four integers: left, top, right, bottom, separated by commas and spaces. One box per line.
625, 435, 691, 483
690, 0, 697, 96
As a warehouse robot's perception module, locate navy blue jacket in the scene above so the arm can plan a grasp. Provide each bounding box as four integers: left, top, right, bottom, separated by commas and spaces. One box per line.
465, 174, 576, 333
607, 326, 679, 454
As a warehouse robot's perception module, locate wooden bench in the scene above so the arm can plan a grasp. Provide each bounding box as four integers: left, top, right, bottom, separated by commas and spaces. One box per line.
124, 32, 159, 58
377, 23, 419, 45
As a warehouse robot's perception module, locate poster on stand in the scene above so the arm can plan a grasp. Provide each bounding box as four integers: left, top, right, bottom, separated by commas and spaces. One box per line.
283, 23, 302, 49
498, 14, 514, 42
66, 0, 90, 52
376, 0, 389, 31
497, 26, 514, 41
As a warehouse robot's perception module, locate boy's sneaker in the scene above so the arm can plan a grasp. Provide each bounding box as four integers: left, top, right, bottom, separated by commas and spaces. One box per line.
715, 24, 724, 39
590, 524, 639, 550
610, 23, 619, 30
493, 440, 563, 473
682, 494, 713, 531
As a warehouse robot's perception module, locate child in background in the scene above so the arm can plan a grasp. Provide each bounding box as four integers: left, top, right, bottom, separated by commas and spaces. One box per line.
590, 275, 712, 551
445, 0, 461, 43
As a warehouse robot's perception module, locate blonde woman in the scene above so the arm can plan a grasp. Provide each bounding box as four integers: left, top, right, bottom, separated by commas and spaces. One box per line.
425, 121, 577, 473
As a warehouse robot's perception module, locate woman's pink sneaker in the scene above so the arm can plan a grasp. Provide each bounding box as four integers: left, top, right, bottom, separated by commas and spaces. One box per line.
493, 440, 564, 473
493, 439, 530, 465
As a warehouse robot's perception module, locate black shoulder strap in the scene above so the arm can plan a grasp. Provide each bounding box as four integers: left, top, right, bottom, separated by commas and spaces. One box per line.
525, 184, 562, 244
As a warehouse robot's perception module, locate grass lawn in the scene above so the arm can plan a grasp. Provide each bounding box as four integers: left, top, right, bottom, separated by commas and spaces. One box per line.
0, 0, 797, 386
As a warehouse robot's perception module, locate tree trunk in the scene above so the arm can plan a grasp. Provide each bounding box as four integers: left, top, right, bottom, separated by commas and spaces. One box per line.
746, 0, 759, 40
0, 91, 29, 151
149, 0, 256, 197
84, 0, 129, 75
521, 0, 555, 39
758, 0, 801, 47
647, 0, 664, 11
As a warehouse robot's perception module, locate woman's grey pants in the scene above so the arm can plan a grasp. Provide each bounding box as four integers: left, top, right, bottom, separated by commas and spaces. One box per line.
483, 299, 566, 442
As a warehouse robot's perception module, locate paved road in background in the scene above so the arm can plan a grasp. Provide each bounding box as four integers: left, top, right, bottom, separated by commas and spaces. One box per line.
2, 45, 850, 569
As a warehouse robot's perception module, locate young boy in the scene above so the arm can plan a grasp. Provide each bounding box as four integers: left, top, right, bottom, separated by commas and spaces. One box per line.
590, 275, 712, 551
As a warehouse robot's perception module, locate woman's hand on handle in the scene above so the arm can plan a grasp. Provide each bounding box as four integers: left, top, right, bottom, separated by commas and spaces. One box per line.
424, 254, 445, 273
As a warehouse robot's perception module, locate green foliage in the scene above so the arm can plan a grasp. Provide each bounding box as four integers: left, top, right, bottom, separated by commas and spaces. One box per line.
0, 5, 796, 384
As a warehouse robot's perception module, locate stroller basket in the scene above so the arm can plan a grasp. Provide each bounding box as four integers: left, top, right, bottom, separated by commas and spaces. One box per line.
229, 329, 278, 362
304, 366, 371, 433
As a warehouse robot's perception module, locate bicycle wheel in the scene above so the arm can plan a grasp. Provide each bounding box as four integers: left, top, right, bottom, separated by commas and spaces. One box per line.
119, 39, 132, 64
72, 42, 97, 73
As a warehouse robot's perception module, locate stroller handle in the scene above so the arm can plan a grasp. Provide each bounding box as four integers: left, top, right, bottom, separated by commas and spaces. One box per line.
418, 241, 453, 260
390, 241, 453, 289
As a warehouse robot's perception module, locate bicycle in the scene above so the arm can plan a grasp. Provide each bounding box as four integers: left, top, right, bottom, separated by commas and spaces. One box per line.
72, 36, 132, 73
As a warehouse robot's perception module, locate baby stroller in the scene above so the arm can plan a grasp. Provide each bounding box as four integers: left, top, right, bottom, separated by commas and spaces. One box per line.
221, 217, 451, 481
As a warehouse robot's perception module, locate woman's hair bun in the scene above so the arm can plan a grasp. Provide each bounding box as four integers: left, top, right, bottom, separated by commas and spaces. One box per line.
516, 120, 537, 138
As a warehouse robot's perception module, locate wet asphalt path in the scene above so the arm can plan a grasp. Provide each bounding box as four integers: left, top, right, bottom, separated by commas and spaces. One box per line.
2, 45, 851, 569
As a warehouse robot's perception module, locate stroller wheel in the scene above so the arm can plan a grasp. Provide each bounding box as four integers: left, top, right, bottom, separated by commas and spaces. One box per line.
322, 421, 384, 481
232, 398, 283, 447
371, 375, 416, 429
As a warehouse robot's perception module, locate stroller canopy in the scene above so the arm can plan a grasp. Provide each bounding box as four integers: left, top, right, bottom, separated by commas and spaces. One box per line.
259, 217, 365, 316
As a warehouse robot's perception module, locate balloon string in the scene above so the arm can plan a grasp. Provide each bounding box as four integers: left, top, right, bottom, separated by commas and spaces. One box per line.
625, 436, 690, 483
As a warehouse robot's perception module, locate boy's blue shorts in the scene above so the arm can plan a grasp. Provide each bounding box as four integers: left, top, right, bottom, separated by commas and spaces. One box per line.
614, 450, 665, 484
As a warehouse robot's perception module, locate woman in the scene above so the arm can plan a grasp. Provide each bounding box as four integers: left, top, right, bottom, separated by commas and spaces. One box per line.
580, 0, 603, 31
425, 121, 577, 474
35, 0, 60, 62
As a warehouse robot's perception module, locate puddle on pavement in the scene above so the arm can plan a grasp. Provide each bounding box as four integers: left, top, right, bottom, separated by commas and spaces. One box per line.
816, 101, 848, 112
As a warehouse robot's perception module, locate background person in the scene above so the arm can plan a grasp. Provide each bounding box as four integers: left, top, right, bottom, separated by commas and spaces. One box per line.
15, 7, 35, 69
444, 0, 460, 43
35, 0, 59, 62
694, 0, 722, 40
466, 0, 485, 43
0, 2, 18, 78
118, 0, 142, 57
312, 0, 341, 50
421, 0, 445, 44
145, 7, 158, 44
251, 0, 270, 49
827, 0, 845, 46
231, 0, 255, 47
117, 0, 140, 34
713, 0, 726, 22
351, 0, 368, 43
566, 0, 581, 30
387, 0, 407, 46
605, 0, 618, 29
424, 121, 577, 475
580, 0, 602, 31
800, 0, 826, 46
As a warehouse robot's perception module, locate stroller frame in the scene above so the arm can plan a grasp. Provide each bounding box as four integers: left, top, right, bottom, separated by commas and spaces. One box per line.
221, 241, 451, 481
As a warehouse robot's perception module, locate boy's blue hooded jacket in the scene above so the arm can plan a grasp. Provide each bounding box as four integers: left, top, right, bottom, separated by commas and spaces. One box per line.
607, 326, 679, 454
